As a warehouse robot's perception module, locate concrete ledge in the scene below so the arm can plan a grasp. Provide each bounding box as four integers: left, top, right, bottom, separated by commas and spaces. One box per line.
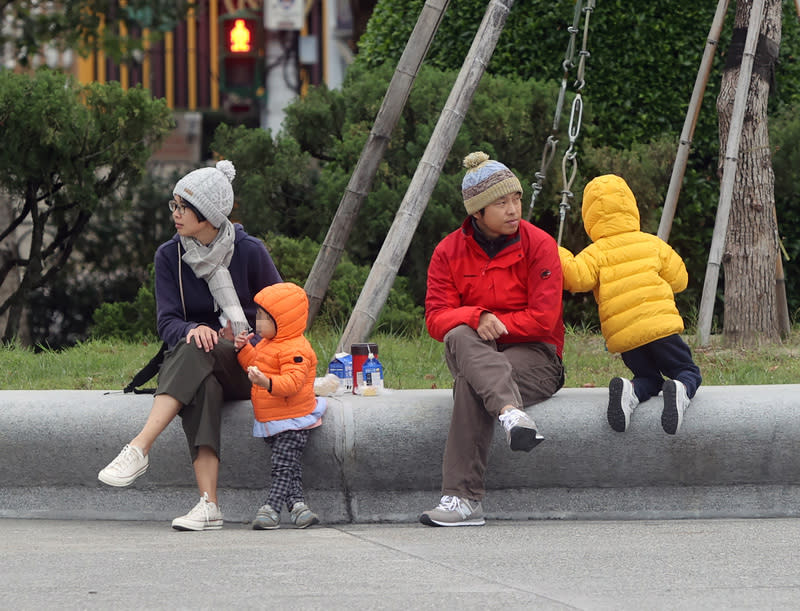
2, 387, 800, 523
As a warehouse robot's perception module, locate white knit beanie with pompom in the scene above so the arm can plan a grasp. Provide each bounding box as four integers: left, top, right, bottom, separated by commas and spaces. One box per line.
461, 151, 522, 215
173, 160, 236, 228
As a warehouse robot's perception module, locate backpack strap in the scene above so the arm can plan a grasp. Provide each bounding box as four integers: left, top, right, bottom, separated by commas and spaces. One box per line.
123, 242, 187, 394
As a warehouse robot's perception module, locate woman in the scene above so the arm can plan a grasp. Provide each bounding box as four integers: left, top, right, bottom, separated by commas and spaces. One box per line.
98, 160, 281, 531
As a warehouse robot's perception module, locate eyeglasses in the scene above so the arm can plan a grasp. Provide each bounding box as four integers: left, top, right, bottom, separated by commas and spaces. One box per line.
168, 199, 189, 215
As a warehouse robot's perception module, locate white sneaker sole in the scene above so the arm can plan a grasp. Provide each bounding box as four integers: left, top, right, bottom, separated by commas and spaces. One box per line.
419, 514, 485, 527
97, 464, 148, 487
171, 519, 223, 531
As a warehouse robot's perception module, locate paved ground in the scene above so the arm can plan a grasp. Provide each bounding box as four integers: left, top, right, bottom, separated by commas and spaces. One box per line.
4, 516, 800, 609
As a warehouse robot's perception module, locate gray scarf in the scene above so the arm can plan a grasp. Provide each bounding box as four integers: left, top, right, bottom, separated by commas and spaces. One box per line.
180, 220, 249, 336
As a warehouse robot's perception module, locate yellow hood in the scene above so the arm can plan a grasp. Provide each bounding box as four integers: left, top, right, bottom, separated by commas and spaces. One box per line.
582, 174, 640, 241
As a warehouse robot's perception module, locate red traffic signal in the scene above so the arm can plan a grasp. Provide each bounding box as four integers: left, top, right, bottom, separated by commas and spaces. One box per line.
219, 11, 264, 98
227, 18, 253, 54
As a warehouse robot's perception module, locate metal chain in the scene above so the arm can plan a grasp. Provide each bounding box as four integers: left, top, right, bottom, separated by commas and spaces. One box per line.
528, 0, 584, 221
529, 1, 595, 247
557, 1, 594, 245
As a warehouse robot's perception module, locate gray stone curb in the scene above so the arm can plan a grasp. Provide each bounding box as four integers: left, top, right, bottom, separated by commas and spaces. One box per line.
2, 386, 799, 523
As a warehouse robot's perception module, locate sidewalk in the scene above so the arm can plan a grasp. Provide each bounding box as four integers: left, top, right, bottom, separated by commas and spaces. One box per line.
4, 517, 800, 609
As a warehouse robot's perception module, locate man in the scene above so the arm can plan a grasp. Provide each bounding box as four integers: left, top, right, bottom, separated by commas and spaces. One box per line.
420, 151, 565, 527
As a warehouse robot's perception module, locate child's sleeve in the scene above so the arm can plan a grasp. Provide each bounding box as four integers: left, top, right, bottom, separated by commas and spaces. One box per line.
237, 343, 256, 369
659, 242, 689, 293
269, 350, 314, 398
559, 245, 600, 293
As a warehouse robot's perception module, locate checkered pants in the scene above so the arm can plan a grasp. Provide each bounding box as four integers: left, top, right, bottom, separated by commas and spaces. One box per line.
264, 429, 310, 512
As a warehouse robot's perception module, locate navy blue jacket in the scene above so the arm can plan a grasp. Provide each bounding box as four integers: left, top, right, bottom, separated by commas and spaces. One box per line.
155, 224, 281, 348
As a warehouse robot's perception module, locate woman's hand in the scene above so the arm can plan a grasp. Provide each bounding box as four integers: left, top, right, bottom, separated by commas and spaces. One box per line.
186, 325, 219, 352
218, 320, 235, 342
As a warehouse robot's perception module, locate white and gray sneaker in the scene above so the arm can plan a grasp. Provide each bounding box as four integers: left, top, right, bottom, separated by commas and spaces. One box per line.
498, 408, 544, 452
252, 503, 280, 530
419, 495, 485, 527
172, 493, 223, 531
98, 444, 148, 487
662, 379, 690, 435
607, 377, 639, 432
290, 502, 320, 529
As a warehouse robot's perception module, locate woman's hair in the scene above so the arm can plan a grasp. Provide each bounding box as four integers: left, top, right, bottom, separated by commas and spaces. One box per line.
184, 200, 207, 223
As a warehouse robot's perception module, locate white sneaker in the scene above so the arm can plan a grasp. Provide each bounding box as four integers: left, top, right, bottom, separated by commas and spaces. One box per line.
420, 495, 485, 527
662, 379, 690, 435
98, 444, 148, 487
607, 377, 639, 432
498, 408, 544, 452
172, 493, 223, 531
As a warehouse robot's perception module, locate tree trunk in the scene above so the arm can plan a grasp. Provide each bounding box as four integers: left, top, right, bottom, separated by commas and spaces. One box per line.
716, 0, 781, 346
0, 191, 30, 345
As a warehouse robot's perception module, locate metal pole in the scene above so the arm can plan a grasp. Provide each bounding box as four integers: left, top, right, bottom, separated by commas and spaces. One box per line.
697, 0, 766, 346
303, 0, 451, 329
658, 0, 730, 241
336, 0, 516, 352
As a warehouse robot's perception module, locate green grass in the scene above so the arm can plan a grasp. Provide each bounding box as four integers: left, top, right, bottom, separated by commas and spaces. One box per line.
2, 328, 800, 390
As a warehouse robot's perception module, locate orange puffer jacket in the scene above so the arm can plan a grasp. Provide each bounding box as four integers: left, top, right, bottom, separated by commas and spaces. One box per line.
237, 282, 318, 423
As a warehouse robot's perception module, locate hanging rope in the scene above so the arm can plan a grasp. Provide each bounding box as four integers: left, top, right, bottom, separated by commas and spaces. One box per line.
528, 0, 594, 247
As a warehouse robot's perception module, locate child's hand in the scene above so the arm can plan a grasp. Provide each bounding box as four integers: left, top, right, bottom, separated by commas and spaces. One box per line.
247, 365, 270, 389
234, 331, 255, 350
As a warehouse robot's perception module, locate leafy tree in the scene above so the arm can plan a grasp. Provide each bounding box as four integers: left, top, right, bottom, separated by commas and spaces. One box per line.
30, 167, 179, 346
353, 0, 800, 335
0, 69, 173, 343
261, 233, 423, 335
262, 62, 565, 302
209, 124, 318, 240
1, 0, 194, 65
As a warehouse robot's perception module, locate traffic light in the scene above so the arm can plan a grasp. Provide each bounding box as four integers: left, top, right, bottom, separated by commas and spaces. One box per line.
219, 10, 264, 98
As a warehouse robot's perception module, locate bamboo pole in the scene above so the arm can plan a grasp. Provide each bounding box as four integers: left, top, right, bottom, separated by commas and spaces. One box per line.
697, 0, 765, 346
776, 254, 791, 337
303, 0, 451, 329
336, 0, 516, 352
658, 0, 730, 241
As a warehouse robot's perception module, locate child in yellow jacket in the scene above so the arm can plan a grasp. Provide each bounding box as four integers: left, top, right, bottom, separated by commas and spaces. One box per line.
234, 282, 324, 529
559, 174, 701, 435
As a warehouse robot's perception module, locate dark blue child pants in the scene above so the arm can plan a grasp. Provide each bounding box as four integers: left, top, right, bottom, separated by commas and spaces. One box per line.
621, 334, 702, 402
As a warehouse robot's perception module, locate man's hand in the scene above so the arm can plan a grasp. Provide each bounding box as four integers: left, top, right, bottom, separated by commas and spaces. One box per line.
186, 325, 218, 352
477, 311, 508, 341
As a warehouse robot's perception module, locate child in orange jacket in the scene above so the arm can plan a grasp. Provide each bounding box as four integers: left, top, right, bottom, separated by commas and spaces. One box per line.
234, 282, 325, 530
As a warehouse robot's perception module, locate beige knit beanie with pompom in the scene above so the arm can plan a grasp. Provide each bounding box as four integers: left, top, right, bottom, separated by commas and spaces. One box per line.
461, 151, 522, 215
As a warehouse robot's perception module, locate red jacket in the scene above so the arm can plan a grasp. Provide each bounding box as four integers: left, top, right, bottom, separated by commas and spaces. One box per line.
425, 218, 564, 357
237, 282, 318, 423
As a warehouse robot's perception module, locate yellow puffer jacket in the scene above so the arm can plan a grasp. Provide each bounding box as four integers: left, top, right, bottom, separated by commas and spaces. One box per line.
558, 174, 688, 353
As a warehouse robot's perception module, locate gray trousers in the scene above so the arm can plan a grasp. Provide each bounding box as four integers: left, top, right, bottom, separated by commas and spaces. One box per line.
441, 325, 564, 501
156, 339, 251, 462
